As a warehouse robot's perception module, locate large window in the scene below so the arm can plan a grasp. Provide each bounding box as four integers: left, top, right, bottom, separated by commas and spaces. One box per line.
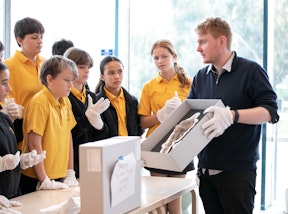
8, 0, 117, 92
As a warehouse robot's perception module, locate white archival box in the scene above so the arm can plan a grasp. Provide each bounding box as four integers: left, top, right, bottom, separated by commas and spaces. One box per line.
141, 99, 224, 172
80, 136, 141, 214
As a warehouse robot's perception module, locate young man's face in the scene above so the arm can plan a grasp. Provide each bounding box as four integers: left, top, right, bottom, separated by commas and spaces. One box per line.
196, 31, 222, 64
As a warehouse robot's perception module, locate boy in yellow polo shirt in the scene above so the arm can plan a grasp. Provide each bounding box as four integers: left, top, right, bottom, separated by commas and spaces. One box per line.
20, 56, 79, 194
4, 17, 45, 145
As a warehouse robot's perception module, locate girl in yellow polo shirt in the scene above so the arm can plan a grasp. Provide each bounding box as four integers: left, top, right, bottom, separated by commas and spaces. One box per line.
138, 39, 193, 213
95, 56, 143, 137
20, 56, 79, 194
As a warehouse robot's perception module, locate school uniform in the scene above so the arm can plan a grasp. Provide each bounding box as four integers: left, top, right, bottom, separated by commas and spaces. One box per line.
20, 86, 76, 193
0, 111, 21, 199
96, 85, 143, 137
138, 73, 193, 175
4, 50, 44, 144
69, 87, 109, 178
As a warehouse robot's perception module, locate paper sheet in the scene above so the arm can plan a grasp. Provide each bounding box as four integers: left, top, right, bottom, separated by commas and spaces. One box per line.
110, 153, 136, 207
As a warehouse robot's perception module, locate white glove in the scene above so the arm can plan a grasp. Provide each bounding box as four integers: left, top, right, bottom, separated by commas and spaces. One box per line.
0, 195, 22, 209
0, 152, 20, 172
157, 92, 181, 123
202, 106, 233, 140
62, 169, 79, 187
85, 95, 110, 130
1, 98, 24, 121
36, 176, 68, 191
20, 150, 46, 169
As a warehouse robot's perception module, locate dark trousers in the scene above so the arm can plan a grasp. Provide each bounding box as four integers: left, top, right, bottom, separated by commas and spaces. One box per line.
20, 174, 39, 195
197, 169, 256, 214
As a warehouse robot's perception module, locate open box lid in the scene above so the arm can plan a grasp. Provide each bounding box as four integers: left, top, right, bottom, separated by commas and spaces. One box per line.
141, 99, 224, 172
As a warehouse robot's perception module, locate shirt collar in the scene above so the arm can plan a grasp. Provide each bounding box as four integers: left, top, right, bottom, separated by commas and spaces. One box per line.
42, 86, 65, 107
206, 52, 235, 75
104, 86, 124, 101
16, 50, 43, 65
156, 72, 178, 83
70, 86, 86, 103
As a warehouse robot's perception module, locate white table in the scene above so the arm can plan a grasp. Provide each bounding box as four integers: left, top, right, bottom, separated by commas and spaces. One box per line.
12, 176, 198, 214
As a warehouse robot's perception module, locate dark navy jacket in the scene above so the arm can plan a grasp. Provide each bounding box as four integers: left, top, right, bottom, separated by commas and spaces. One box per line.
95, 85, 144, 137
0, 111, 21, 198
69, 90, 110, 178
187, 52, 279, 171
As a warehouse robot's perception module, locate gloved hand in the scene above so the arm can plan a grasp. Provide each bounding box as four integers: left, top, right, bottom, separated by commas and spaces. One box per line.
157, 91, 181, 123
0, 152, 20, 172
20, 150, 46, 169
62, 169, 79, 187
0, 195, 22, 208
36, 176, 68, 191
1, 98, 24, 122
85, 95, 110, 130
202, 106, 233, 140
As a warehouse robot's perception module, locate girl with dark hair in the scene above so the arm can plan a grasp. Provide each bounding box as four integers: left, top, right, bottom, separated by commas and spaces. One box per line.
95, 56, 143, 137
0, 62, 45, 206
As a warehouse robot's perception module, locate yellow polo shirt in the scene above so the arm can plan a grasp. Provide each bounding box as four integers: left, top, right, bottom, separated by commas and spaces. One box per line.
4, 51, 44, 150
4, 50, 44, 111
22, 87, 76, 179
138, 73, 192, 137
70, 86, 86, 103
104, 87, 128, 136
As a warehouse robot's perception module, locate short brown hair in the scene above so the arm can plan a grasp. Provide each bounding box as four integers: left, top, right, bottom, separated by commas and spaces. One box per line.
195, 17, 232, 50
40, 55, 78, 86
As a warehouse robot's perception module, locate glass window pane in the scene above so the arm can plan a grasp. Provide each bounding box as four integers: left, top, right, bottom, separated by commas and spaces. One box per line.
10, 0, 116, 91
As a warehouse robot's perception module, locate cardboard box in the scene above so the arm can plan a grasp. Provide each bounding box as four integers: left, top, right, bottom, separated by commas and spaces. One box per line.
80, 136, 141, 214
141, 99, 224, 172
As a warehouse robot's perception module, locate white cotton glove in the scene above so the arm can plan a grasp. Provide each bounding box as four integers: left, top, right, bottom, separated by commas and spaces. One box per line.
157, 91, 182, 123
36, 176, 68, 191
62, 169, 79, 187
20, 150, 46, 170
1, 98, 24, 122
202, 106, 233, 140
0, 152, 20, 172
0, 195, 22, 209
85, 95, 110, 130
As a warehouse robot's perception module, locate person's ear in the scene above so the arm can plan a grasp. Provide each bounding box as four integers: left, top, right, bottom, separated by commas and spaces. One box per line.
16, 37, 23, 47
218, 35, 227, 48
46, 74, 53, 85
